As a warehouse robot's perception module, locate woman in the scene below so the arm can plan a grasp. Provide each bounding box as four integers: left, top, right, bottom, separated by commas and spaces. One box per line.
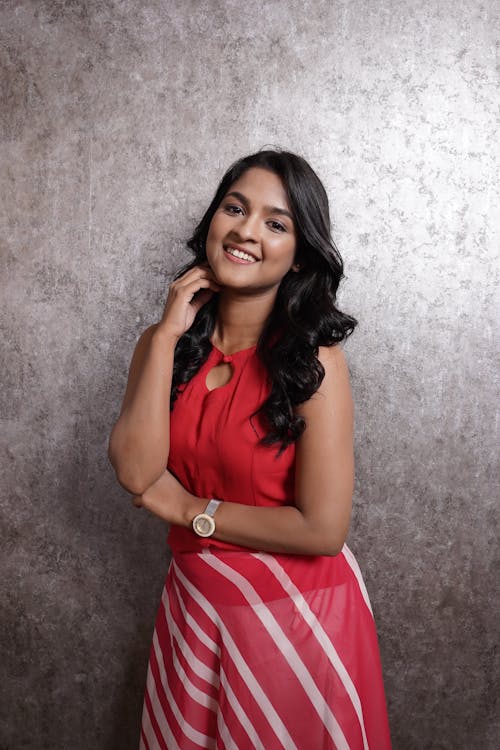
108, 149, 392, 749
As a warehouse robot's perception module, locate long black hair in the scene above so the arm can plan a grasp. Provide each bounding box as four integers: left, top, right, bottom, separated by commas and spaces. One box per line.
170, 149, 357, 453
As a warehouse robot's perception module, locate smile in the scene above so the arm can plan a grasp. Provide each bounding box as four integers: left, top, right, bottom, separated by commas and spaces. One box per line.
223, 246, 259, 264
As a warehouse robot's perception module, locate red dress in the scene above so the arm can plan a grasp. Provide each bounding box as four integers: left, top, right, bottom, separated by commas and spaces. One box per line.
140, 343, 392, 750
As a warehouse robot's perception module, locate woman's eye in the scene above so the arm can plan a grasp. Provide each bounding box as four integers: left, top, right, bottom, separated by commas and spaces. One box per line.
269, 220, 286, 232
225, 204, 243, 214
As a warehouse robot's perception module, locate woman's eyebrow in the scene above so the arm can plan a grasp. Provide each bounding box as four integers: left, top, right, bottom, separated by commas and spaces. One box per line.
225, 191, 293, 221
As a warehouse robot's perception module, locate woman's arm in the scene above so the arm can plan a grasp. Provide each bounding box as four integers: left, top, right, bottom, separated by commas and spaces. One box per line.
136, 344, 354, 556
108, 264, 221, 495
107, 324, 177, 494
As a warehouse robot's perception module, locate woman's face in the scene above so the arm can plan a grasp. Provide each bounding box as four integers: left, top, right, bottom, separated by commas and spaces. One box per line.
205, 167, 298, 295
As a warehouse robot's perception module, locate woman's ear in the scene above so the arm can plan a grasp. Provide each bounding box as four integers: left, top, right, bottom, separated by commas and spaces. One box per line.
292, 262, 302, 272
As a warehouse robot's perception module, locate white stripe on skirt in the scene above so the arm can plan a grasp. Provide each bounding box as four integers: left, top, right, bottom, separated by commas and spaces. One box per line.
173, 559, 300, 750
201, 552, 351, 750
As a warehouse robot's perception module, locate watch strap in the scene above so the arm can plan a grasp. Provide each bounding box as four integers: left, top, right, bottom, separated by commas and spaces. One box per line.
204, 498, 222, 517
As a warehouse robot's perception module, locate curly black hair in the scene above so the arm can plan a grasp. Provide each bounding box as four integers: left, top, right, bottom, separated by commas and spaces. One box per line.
170, 148, 357, 454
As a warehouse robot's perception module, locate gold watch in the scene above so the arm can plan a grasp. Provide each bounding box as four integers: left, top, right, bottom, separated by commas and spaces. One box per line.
192, 499, 222, 538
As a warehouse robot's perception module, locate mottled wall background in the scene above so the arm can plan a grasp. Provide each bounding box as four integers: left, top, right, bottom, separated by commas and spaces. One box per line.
1, 0, 498, 748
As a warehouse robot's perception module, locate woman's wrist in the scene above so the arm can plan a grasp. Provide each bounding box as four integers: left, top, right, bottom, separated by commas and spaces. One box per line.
151, 323, 180, 349
181, 495, 207, 528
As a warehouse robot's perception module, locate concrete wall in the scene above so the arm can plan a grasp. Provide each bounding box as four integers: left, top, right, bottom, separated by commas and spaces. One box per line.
1, 1, 498, 748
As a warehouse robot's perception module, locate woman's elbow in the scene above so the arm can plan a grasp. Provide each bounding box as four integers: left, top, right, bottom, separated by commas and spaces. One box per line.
107, 446, 158, 496
112, 468, 149, 496
107, 432, 164, 495
315, 536, 346, 557
306, 518, 350, 557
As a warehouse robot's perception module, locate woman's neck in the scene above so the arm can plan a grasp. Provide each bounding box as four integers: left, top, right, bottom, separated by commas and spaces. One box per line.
211, 289, 276, 351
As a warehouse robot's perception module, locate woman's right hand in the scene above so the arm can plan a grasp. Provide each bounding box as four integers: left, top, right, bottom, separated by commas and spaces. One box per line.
158, 263, 221, 340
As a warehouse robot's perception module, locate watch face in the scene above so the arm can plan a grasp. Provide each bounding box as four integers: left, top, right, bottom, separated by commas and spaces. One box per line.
193, 514, 215, 537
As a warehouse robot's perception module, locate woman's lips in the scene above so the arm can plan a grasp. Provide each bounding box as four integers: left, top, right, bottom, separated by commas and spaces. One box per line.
223, 247, 259, 265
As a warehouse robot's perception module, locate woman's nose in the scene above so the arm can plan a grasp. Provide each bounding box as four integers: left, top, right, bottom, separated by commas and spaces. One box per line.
234, 212, 259, 241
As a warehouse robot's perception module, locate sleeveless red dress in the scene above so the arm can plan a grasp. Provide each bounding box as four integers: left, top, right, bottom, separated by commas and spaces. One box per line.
140, 344, 392, 750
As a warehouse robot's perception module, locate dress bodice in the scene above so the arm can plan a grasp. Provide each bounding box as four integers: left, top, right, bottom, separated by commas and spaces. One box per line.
167, 344, 296, 552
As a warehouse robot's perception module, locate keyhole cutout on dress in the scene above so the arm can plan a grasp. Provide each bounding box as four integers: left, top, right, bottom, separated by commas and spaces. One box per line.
205, 361, 234, 391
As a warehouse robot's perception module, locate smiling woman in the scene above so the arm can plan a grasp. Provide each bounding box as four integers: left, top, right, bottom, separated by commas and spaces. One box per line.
205, 167, 299, 295
108, 148, 392, 749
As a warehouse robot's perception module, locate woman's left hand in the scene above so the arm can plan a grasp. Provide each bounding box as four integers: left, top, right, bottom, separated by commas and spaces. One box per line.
132, 470, 194, 525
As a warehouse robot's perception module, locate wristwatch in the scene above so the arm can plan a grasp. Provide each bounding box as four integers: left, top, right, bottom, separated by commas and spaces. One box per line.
192, 498, 222, 538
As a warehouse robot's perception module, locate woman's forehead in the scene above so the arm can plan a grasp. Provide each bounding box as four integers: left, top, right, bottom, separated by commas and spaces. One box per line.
225, 167, 292, 211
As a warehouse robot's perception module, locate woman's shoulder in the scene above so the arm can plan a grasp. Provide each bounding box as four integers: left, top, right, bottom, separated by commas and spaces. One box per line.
317, 343, 349, 374
292, 343, 354, 503
296, 344, 352, 416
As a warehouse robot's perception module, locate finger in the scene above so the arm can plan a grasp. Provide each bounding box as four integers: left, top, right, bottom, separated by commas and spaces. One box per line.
198, 262, 216, 274
190, 288, 215, 314
174, 264, 217, 285
180, 278, 221, 299
175, 271, 220, 290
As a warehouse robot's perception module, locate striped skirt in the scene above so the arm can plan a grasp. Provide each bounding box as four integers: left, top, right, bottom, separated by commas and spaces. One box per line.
140, 546, 391, 750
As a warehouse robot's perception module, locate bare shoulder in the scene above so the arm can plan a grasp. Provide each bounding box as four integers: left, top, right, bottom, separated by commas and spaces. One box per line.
296, 344, 353, 418
315, 344, 352, 396
317, 343, 350, 373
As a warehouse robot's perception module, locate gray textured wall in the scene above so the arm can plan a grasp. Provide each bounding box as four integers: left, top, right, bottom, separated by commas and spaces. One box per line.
1, 1, 498, 748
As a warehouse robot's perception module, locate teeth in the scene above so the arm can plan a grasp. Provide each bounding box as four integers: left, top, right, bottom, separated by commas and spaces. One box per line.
226, 247, 257, 262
